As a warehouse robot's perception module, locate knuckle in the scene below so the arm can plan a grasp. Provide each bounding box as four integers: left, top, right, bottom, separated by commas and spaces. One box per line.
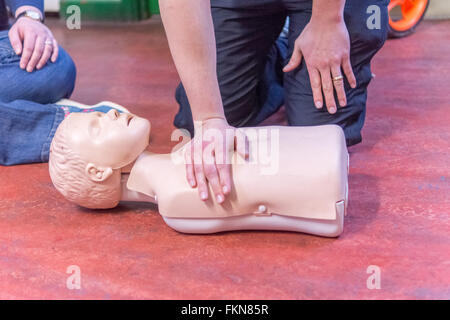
23, 48, 32, 56
334, 80, 344, 88
330, 55, 341, 65
203, 165, 216, 177
196, 176, 206, 185
194, 164, 203, 174
342, 63, 351, 72
311, 80, 321, 89
308, 58, 318, 67
217, 163, 230, 173
215, 163, 225, 170
319, 61, 329, 69
347, 70, 356, 79
322, 83, 332, 92
313, 60, 325, 69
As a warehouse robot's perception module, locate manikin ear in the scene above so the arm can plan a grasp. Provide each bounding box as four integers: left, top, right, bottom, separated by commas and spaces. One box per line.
85, 163, 114, 182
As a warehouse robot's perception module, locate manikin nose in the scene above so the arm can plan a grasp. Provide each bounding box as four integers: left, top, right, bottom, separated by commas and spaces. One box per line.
106, 109, 120, 120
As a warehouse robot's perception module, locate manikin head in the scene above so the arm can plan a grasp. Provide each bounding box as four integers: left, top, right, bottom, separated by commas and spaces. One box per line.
49, 109, 150, 209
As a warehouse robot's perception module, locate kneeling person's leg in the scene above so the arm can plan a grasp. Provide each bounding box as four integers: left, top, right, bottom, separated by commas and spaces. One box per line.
284, 0, 388, 146
0, 31, 76, 104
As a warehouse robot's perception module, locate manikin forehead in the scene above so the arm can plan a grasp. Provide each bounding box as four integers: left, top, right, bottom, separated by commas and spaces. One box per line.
62, 113, 150, 169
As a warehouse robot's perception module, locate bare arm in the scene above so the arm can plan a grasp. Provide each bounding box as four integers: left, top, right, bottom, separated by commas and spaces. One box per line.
160, 0, 248, 204
311, 0, 345, 22
159, 0, 224, 121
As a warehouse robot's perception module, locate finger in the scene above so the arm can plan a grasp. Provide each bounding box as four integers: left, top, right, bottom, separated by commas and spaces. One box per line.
194, 163, 209, 201
184, 144, 196, 188
192, 137, 209, 200
20, 32, 36, 70
331, 65, 346, 107
27, 36, 46, 72
204, 163, 224, 203
307, 66, 323, 109
320, 68, 337, 114
51, 39, 59, 63
234, 129, 249, 160
36, 39, 53, 70
342, 55, 356, 89
203, 151, 224, 204
8, 27, 22, 55
214, 137, 232, 195
217, 163, 232, 196
283, 45, 303, 72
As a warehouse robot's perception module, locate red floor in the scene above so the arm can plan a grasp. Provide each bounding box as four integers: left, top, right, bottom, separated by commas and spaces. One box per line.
0, 18, 449, 299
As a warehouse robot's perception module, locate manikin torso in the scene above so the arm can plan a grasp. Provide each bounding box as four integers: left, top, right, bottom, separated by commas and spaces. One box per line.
121, 125, 349, 237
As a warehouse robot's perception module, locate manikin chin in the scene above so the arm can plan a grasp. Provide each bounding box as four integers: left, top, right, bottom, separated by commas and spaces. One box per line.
49, 109, 349, 237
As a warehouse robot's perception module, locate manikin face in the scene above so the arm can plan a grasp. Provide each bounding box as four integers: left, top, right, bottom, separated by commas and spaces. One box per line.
65, 109, 151, 169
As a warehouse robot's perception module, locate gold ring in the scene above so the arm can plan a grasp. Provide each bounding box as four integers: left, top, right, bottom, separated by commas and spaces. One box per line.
332, 75, 344, 82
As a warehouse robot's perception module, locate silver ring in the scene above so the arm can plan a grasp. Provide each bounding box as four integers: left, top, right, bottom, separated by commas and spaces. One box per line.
332, 75, 344, 82
44, 39, 53, 46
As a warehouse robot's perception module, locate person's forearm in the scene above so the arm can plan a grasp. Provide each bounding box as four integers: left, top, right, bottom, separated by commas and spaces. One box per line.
160, 0, 225, 122
311, 0, 345, 23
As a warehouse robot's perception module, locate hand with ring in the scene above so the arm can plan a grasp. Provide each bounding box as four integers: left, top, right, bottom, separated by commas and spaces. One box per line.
283, 15, 357, 114
8, 11, 59, 72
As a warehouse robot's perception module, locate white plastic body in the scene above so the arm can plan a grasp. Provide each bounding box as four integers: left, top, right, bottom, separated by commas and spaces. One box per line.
163, 197, 347, 238
162, 143, 349, 238
124, 125, 350, 237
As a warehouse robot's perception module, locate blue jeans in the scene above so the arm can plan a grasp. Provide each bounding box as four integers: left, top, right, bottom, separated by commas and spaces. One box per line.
0, 30, 76, 166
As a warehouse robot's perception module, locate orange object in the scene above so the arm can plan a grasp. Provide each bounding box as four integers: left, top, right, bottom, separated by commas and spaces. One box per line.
388, 0, 429, 37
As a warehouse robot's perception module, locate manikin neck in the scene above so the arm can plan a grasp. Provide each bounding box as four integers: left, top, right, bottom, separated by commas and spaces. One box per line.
120, 151, 157, 203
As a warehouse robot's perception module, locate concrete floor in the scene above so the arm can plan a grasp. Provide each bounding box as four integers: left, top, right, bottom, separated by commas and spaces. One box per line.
0, 18, 449, 299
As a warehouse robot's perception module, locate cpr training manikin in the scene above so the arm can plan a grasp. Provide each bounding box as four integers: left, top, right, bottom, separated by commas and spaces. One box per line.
49, 103, 349, 237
